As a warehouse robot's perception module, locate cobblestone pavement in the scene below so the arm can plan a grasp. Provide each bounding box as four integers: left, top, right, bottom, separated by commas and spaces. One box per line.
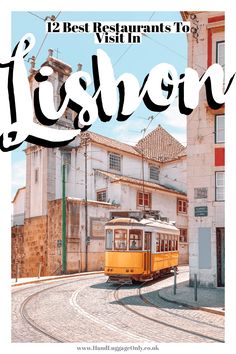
12, 268, 224, 343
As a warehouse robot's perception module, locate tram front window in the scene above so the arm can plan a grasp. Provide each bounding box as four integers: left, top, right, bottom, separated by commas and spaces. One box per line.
105, 229, 113, 250
129, 230, 142, 250
114, 230, 127, 250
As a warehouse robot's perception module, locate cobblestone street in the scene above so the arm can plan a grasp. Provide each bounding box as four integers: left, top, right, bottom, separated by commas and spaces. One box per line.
11, 268, 224, 343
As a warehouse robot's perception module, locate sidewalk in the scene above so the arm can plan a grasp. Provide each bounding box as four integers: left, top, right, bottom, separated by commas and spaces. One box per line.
11, 271, 104, 287
158, 279, 225, 316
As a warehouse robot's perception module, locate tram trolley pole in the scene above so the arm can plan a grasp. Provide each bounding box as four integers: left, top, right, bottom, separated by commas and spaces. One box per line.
173, 266, 177, 295
194, 273, 198, 301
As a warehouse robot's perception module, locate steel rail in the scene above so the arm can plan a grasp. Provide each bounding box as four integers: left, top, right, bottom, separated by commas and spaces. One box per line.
114, 280, 224, 343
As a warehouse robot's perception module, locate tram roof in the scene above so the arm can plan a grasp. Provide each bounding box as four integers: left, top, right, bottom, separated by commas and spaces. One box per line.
140, 218, 179, 231
105, 217, 179, 231
105, 218, 142, 226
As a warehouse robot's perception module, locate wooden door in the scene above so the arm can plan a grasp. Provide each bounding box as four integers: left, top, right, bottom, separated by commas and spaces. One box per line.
216, 228, 225, 287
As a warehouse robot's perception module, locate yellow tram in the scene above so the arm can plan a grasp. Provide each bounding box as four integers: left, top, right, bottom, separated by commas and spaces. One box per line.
104, 217, 179, 283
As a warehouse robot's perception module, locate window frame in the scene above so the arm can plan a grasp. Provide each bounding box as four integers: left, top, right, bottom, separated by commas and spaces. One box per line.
179, 228, 188, 243
215, 171, 225, 202
177, 199, 187, 214
160, 234, 165, 252
168, 235, 173, 251
215, 114, 225, 144
137, 191, 152, 208
108, 152, 122, 172
156, 233, 161, 252
96, 189, 107, 202
129, 229, 143, 250
216, 40, 225, 68
114, 229, 127, 250
149, 165, 160, 182
105, 229, 113, 250
175, 235, 179, 251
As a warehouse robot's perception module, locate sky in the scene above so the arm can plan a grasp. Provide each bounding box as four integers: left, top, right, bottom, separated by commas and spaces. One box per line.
11, 10, 187, 199
3, 1, 236, 352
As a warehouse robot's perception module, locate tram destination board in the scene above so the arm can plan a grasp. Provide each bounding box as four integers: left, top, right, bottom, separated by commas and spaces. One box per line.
194, 206, 208, 217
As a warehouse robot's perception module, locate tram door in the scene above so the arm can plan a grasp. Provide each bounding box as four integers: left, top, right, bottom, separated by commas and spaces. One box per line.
144, 232, 152, 274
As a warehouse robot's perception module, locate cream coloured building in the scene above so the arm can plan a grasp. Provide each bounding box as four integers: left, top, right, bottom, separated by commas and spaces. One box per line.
183, 11, 225, 287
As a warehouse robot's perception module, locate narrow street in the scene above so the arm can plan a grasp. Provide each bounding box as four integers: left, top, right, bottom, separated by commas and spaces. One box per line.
12, 268, 224, 343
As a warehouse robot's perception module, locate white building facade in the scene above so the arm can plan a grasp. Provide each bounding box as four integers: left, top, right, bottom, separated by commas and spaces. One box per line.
184, 11, 225, 287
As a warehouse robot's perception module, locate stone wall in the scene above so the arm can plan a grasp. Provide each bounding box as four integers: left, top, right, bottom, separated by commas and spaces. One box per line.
11, 198, 115, 278
47, 199, 81, 275
11, 216, 48, 278
47, 199, 63, 275
23, 216, 48, 277
11, 225, 25, 278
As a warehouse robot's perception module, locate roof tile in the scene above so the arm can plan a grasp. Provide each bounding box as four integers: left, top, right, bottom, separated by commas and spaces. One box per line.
136, 124, 186, 162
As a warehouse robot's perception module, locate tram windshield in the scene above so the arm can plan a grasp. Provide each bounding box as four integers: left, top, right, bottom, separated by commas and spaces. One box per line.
114, 229, 127, 250
129, 229, 142, 250
105, 229, 113, 250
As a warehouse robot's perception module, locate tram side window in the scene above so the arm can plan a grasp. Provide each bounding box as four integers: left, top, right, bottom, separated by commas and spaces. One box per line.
172, 237, 175, 251
160, 234, 165, 252
114, 230, 127, 250
156, 233, 160, 252
164, 235, 168, 252
105, 229, 113, 250
175, 235, 178, 251
168, 235, 172, 251
129, 229, 142, 250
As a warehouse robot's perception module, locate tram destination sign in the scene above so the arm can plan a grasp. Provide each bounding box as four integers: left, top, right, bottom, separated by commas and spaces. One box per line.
194, 206, 208, 217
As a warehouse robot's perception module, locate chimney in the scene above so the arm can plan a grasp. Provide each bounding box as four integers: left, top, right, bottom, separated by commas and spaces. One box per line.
77, 63, 82, 71
30, 56, 36, 72
48, 48, 53, 57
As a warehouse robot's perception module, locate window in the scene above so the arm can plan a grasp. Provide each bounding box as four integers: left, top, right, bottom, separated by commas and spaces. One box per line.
171, 238, 175, 251
97, 190, 107, 202
175, 235, 179, 251
177, 199, 187, 214
194, 187, 208, 199
179, 229, 188, 243
137, 192, 152, 208
105, 229, 113, 250
114, 229, 127, 250
216, 41, 225, 69
129, 230, 143, 250
216, 171, 225, 201
156, 233, 160, 252
168, 235, 172, 251
215, 115, 225, 143
164, 234, 168, 252
149, 165, 160, 181
34, 168, 39, 184
109, 152, 121, 171
160, 234, 165, 252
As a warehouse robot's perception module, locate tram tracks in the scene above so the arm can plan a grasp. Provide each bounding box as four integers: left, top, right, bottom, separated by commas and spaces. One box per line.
15, 274, 105, 343
114, 280, 224, 343
13, 271, 224, 343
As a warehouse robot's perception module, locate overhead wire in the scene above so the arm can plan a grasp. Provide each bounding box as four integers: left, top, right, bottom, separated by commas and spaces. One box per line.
27, 11, 62, 60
